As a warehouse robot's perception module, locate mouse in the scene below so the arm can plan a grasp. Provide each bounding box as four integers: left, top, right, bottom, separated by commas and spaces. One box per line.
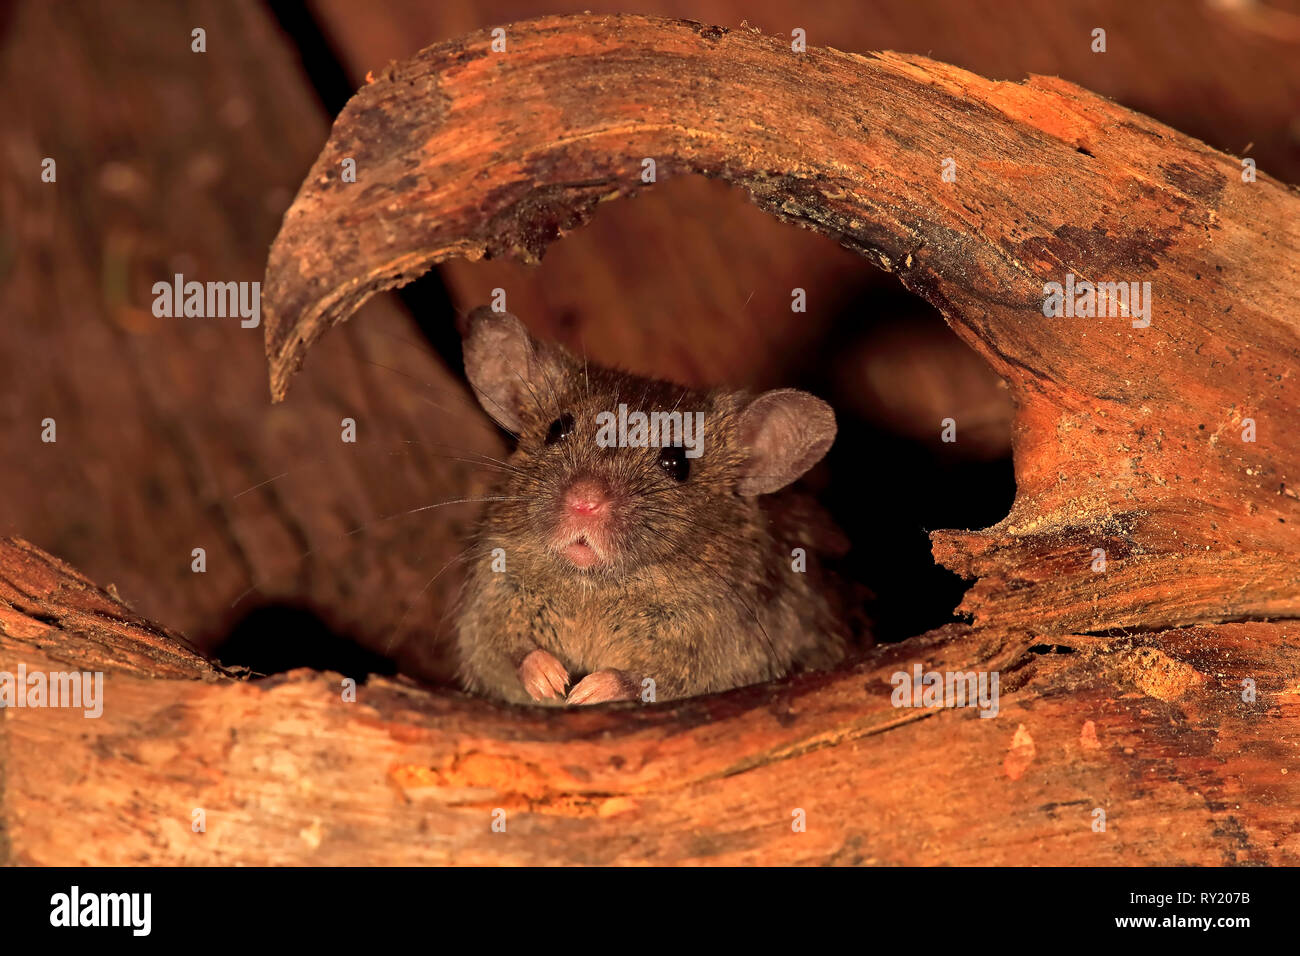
453, 307, 857, 706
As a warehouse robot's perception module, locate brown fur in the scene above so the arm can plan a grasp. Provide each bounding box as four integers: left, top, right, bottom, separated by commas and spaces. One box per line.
455, 309, 854, 705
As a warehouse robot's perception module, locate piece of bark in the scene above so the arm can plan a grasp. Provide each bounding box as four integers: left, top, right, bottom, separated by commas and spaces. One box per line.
3, 536, 1296, 865
5, 9, 1298, 868
312, 0, 1300, 185
0, 538, 224, 681
308, 0, 1300, 395
263, 13, 1300, 636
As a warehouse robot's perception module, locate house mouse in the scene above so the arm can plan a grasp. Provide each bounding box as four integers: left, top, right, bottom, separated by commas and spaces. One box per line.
454, 307, 855, 706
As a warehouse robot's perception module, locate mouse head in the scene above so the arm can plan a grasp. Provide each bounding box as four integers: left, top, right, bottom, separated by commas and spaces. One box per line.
463, 308, 837, 579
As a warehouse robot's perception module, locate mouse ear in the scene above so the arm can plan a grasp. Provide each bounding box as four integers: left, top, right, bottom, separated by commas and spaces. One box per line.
462, 307, 564, 434
735, 389, 837, 496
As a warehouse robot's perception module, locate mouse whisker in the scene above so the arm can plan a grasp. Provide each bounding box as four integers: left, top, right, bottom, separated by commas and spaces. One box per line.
497, 349, 557, 426
229, 495, 531, 610
375, 496, 534, 524
227, 446, 525, 502
466, 379, 528, 442
533, 350, 567, 421
361, 359, 499, 425
581, 339, 591, 402
393, 440, 532, 477
636, 379, 653, 415
385, 541, 498, 656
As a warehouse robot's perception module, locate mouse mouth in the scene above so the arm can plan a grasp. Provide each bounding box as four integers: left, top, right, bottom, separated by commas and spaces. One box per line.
555, 531, 605, 569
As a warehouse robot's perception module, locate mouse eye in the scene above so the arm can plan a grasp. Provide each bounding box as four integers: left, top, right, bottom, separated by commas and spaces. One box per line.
545, 413, 575, 445
658, 445, 690, 482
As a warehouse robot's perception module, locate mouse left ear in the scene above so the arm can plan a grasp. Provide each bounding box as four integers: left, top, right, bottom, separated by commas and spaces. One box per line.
735, 389, 837, 496
463, 307, 567, 434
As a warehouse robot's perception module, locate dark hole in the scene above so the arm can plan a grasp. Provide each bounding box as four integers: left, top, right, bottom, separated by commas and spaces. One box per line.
794, 281, 1018, 642
211, 604, 398, 680
265, 1, 354, 117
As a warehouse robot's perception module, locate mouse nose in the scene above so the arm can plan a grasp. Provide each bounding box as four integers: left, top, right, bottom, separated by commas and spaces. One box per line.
563, 477, 609, 517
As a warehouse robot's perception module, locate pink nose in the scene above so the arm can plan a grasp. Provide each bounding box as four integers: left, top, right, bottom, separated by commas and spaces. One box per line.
563, 478, 609, 516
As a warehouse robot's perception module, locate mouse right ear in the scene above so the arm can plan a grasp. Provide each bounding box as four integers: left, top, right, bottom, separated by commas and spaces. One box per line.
462, 307, 561, 434
736, 389, 837, 495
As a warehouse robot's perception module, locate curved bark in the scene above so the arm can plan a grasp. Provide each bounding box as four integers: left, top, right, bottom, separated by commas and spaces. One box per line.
3, 536, 1296, 865
263, 13, 1300, 637
6, 10, 1298, 868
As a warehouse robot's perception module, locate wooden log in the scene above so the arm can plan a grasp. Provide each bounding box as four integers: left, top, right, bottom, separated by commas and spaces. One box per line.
4, 9, 1297, 866
0, 538, 222, 681
0, 0, 502, 677
263, 13, 1300, 637
3, 536, 1296, 864
307, 0, 1300, 389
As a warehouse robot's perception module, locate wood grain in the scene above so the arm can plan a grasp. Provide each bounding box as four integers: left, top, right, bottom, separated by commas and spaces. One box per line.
0, 0, 500, 675
3, 536, 1296, 864
308, 0, 1300, 396
264, 13, 1300, 637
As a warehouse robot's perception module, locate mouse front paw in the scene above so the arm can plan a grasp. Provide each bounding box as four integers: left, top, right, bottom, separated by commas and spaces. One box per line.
519, 649, 570, 701
567, 669, 641, 705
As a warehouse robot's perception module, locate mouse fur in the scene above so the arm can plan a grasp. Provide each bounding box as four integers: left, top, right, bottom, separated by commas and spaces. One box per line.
454, 307, 855, 706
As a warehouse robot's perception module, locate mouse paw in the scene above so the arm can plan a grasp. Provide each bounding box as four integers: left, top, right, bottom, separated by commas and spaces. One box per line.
519, 649, 570, 701
567, 669, 640, 705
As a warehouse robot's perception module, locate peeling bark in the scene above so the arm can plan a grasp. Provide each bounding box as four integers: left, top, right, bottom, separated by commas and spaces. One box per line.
0, 538, 224, 681
5, 10, 1298, 867
264, 13, 1300, 636
3, 537, 1297, 864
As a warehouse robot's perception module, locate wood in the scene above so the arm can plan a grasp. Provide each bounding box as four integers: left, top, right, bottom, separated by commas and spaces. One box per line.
0, 538, 222, 682
308, 0, 1300, 400
0, 0, 502, 677
304, 0, 1300, 468
264, 13, 1300, 636
3, 535, 1296, 864
4, 9, 1297, 866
